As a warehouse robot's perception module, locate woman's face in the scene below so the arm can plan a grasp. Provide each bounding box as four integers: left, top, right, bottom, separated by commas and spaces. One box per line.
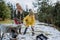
16, 4, 22, 11
16, 4, 20, 9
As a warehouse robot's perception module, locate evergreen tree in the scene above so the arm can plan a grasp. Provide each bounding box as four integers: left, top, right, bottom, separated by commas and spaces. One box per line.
0, 0, 11, 20
37, 0, 60, 27
53, 2, 60, 27
7, 2, 14, 19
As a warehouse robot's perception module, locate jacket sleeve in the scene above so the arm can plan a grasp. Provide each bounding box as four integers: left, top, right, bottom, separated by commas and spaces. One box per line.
32, 15, 35, 24
23, 15, 28, 24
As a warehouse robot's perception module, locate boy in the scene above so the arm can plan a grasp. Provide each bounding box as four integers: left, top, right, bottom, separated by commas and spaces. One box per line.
23, 10, 35, 36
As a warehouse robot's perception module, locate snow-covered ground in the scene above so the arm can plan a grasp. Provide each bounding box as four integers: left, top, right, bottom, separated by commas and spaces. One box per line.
0, 21, 60, 40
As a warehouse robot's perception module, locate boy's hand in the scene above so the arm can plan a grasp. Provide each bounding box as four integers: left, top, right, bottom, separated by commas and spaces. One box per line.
23, 22, 26, 25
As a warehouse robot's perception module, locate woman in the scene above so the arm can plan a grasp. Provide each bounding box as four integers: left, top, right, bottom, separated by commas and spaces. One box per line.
23, 10, 35, 36
14, 3, 24, 34
14, 3, 23, 24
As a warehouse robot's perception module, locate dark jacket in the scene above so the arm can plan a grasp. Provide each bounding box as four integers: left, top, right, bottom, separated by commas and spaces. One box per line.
14, 9, 28, 23
14, 10, 23, 19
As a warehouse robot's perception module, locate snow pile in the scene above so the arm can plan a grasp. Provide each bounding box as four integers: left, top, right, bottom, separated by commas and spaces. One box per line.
16, 21, 60, 40
0, 21, 60, 40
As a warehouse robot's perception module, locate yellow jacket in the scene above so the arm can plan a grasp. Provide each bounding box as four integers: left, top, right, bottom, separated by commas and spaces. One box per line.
23, 15, 35, 26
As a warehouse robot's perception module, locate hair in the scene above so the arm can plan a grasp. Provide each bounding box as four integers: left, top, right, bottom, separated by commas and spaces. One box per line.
16, 3, 23, 10
16, 3, 19, 6
29, 10, 34, 16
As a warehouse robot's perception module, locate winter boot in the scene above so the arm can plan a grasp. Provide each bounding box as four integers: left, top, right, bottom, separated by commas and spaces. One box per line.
31, 27, 35, 36
19, 27, 21, 34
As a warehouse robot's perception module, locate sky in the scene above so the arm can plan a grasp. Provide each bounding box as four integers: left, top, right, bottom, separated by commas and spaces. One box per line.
4, 0, 59, 12
4, 0, 35, 11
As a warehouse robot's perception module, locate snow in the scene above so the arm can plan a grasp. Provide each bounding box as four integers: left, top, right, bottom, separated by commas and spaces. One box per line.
0, 21, 60, 40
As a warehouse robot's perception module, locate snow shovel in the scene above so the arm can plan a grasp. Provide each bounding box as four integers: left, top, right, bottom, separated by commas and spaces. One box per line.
36, 34, 48, 40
